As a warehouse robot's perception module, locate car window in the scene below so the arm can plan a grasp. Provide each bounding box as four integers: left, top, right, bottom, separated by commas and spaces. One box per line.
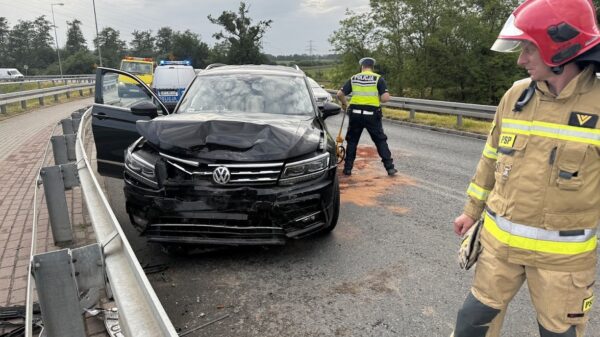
178, 74, 314, 116
100, 72, 166, 114
121, 62, 152, 74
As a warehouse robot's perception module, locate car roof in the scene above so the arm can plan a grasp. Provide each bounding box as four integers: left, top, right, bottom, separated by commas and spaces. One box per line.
199, 64, 305, 77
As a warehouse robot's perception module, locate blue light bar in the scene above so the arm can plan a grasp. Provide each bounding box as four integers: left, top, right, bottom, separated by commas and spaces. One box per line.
159, 60, 191, 66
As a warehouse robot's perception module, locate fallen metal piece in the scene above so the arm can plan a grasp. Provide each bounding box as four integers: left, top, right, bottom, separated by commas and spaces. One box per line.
178, 314, 230, 337
142, 264, 169, 275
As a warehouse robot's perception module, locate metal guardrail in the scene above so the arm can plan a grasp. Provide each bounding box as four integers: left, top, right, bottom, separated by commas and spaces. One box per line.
0, 82, 95, 113
0, 78, 94, 88
75, 108, 178, 336
0, 74, 94, 82
327, 89, 496, 126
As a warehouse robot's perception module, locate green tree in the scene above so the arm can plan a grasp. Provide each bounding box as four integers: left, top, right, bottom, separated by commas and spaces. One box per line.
65, 19, 87, 56
369, 0, 408, 95
155, 27, 174, 59
7, 20, 35, 72
31, 16, 56, 71
94, 27, 127, 68
207, 40, 231, 64
0, 17, 9, 66
171, 30, 209, 68
63, 50, 96, 74
130, 30, 155, 58
328, 9, 376, 88
208, 1, 273, 64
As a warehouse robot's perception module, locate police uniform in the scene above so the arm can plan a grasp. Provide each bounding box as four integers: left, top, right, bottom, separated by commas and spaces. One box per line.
340, 70, 395, 175
456, 66, 600, 337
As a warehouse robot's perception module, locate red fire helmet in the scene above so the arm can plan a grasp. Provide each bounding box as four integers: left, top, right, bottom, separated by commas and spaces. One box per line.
491, 0, 600, 67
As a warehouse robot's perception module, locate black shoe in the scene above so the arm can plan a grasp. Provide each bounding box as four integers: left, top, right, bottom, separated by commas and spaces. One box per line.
343, 169, 352, 176
387, 168, 397, 176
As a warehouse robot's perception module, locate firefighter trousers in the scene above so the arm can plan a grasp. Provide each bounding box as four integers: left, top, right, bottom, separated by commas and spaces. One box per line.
454, 248, 596, 337
344, 110, 393, 172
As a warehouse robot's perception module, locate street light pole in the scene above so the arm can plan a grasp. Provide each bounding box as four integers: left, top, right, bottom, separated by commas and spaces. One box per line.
50, 3, 64, 78
92, 0, 103, 67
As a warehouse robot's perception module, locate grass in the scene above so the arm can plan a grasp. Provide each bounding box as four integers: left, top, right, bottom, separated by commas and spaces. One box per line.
0, 89, 93, 121
382, 107, 492, 135
0, 80, 68, 94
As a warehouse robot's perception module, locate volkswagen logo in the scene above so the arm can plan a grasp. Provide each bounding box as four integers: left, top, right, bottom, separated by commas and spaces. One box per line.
212, 166, 231, 184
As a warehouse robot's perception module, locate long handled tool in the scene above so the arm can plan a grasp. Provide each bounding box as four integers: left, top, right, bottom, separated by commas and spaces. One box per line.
335, 107, 347, 164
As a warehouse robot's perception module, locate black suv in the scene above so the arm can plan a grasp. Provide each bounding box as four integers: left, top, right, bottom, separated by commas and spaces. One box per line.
91, 65, 342, 246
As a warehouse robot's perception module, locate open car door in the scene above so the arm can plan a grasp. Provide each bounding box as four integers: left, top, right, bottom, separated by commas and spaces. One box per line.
91, 67, 168, 178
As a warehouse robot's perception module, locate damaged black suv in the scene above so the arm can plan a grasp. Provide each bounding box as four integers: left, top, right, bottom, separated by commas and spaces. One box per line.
91, 65, 342, 246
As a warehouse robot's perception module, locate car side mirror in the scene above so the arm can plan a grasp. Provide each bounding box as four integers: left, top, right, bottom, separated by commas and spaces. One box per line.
319, 102, 341, 120
131, 101, 159, 118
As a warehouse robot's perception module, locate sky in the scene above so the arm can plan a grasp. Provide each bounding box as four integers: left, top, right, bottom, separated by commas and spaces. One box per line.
0, 0, 371, 56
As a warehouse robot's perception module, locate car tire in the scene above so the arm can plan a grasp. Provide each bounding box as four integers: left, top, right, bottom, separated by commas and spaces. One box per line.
322, 175, 340, 233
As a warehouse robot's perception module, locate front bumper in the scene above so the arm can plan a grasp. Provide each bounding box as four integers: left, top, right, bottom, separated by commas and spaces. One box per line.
124, 168, 337, 246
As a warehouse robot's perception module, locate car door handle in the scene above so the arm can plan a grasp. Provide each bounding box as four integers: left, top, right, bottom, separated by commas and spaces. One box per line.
93, 112, 108, 120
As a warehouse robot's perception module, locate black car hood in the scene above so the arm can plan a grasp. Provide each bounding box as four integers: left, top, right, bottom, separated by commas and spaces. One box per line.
136, 112, 322, 161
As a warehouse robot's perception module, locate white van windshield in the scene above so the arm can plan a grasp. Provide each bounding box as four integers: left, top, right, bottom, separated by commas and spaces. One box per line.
153, 67, 196, 89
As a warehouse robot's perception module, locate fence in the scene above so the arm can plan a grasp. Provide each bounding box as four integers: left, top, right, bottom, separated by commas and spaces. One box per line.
25, 107, 178, 337
0, 81, 95, 114
326, 89, 496, 126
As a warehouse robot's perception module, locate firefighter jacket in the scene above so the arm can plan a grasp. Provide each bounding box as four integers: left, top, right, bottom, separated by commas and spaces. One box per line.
349, 70, 381, 108
464, 66, 600, 271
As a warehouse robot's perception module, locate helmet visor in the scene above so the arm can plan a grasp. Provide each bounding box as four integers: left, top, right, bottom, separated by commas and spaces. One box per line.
491, 39, 522, 53
491, 14, 526, 52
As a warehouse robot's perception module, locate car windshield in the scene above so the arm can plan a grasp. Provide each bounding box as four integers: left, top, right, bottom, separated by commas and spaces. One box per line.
121, 62, 152, 74
178, 74, 314, 116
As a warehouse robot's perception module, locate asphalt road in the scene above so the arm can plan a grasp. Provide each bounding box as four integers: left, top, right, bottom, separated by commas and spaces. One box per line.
102, 113, 600, 337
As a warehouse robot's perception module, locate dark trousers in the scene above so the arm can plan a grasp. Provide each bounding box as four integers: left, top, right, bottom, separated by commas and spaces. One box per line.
344, 109, 393, 171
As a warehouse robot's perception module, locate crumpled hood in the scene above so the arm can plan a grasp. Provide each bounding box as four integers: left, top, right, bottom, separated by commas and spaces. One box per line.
136, 112, 322, 161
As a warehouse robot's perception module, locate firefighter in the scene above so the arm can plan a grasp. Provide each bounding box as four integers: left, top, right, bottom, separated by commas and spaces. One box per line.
451, 0, 600, 336
336, 57, 397, 176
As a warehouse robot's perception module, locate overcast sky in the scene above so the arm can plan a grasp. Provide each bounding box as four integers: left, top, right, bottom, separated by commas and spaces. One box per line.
0, 0, 371, 55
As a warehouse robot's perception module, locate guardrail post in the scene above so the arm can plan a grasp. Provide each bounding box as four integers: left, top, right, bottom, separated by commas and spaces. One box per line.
65, 134, 77, 162
51, 135, 69, 165
457, 114, 463, 127
40, 165, 73, 245
61, 118, 75, 135
53, 93, 59, 102
31, 249, 87, 337
0, 105, 6, 114
409, 108, 416, 120
21, 99, 27, 110
79, 89, 84, 96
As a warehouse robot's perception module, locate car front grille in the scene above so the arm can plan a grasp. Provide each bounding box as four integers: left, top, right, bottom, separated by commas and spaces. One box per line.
160, 152, 283, 186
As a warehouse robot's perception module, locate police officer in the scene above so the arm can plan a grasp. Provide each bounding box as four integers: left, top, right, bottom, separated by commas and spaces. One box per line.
336, 57, 397, 176
452, 0, 600, 336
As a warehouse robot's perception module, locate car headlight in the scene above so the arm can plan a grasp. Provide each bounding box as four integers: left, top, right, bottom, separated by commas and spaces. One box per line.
125, 150, 158, 187
280, 153, 329, 185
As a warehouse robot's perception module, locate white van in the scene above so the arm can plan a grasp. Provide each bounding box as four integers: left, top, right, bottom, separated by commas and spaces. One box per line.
0, 68, 24, 80
152, 61, 196, 112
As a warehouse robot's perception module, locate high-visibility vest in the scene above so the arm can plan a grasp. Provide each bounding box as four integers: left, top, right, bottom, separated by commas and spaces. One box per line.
349, 71, 381, 107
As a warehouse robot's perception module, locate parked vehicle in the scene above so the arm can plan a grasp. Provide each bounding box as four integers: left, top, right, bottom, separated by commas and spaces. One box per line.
152, 60, 196, 112
118, 56, 154, 96
0, 68, 24, 80
91, 65, 342, 247
307, 77, 333, 107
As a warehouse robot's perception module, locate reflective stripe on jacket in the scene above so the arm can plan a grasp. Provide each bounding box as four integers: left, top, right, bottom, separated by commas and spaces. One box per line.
463, 66, 600, 271
349, 71, 381, 107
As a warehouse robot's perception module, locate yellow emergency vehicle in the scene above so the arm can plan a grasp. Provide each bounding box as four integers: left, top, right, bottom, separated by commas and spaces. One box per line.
118, 56, 155, 96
